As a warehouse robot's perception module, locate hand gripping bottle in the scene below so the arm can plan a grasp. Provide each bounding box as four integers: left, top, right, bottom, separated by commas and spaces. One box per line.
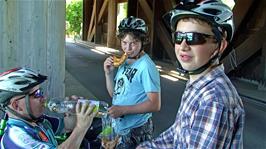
45, 98, 109, 118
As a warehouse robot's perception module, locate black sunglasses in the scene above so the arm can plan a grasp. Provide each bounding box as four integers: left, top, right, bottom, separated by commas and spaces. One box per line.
29, 88, 44, 98
14, 89, 44, 101
174, 31, 216, 45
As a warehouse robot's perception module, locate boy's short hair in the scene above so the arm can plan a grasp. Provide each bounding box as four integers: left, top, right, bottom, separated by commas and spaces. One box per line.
117, 31, 149, 45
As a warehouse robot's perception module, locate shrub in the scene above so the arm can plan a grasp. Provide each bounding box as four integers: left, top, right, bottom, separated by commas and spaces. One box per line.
66, 0, 83, 38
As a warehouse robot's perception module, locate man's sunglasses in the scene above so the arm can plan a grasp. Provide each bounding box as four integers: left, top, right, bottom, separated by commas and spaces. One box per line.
174, 32, 216, 45
14, 89, 44, 101
29, 89, 44, 98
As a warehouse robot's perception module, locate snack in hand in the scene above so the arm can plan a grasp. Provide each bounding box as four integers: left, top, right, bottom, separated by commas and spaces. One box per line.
113, 53, 128, 67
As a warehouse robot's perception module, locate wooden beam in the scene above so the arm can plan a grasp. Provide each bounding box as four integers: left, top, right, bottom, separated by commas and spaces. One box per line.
88, 0, 108, 41
87, 0, 96, 41
117, 0, 127, 3
236, 30, 264, 63
262, 1, 266, 81
247, 1, 266, 31
97, 0, 108, 24
157, 21, 176, 64
163, 0, 175, 11
150, 0, 157, 57
82, 0, 93, 40
139, 0, 152, 23
224, 26, 266, 73
94, 0, 103, 43
263, 38, 266, 81
233, 0, 254, 31
107, 0, 117, 48
127, 0, 137, 17
224, 0, 266, 73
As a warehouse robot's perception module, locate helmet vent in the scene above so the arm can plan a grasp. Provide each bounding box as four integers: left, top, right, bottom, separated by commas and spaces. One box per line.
15, 80, 31, 85
117, 16, 148, 35
203, 0, 217, 4
203, 8, 221, 15
8, 75, 20, 79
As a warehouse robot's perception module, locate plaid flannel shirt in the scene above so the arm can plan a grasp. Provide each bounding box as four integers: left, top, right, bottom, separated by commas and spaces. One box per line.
139, 65, 245, 149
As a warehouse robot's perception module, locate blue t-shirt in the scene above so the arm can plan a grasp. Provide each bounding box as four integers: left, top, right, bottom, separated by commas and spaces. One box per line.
113, 54, 160, 135
0, 115, 64, 149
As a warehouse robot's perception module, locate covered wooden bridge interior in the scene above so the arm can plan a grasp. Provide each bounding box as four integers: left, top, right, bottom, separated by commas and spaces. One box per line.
81, 0, 266, 93
0, 0, 265, 147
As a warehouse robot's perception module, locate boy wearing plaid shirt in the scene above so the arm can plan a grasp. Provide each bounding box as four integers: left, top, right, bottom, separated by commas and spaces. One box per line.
138, 0, 245, 148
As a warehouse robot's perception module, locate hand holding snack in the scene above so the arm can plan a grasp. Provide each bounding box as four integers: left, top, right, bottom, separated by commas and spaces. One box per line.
113, 53, 128, 67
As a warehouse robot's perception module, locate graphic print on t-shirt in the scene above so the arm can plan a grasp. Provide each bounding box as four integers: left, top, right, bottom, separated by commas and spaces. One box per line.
114, 78, 125, 96
122, 67, 137, 83
114, 67, 138, 96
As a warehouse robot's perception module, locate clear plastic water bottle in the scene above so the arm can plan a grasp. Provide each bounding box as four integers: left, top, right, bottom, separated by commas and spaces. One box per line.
45, 98, 109, 118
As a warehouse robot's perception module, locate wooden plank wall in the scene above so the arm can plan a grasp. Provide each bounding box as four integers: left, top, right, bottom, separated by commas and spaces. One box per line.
224, 0, 266, 77
82, 0, 266, 79
82, 0, 176, 61
0, 0, 65, 98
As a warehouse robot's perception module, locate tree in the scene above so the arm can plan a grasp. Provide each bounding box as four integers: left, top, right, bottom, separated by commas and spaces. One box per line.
66, 0, 82, 38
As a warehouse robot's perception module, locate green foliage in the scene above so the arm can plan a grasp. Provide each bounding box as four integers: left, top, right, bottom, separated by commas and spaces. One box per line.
66, 0, 83, 37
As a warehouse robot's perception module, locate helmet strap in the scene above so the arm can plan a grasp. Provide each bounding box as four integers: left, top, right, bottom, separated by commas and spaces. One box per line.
176, 50, 220, 75
5, 95, 39, 123
176, 60, 189, 74
25, 95, 38, 121
212, 27, 222, 46
189, 52, 220, 75
6, 106, 33, 122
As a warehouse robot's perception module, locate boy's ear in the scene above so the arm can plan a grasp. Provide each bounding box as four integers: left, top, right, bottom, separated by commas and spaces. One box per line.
219, 38, 228, 54
218, 30, 228, 53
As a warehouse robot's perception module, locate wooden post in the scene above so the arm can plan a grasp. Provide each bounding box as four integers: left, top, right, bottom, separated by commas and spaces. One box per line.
262, 44, 266, 82
0, 0, 65, 98
95, 0, 103, 44
88, 0, 109, 42
127, 0, 137, 17
107, 0, 117, 48
150, 0, 158, 57
139, 0, 152, 23
82, 0, 93, 40
87, 0, 96, 41
260, 1, 266, 81
233, 0, 254, 31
